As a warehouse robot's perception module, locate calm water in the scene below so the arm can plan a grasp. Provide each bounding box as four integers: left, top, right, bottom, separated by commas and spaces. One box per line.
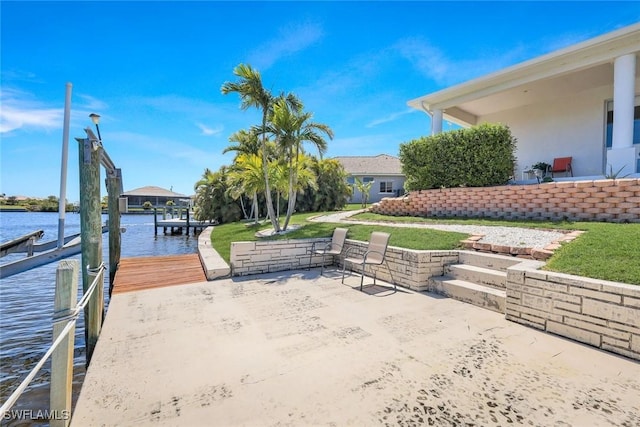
0, 211, 198, 424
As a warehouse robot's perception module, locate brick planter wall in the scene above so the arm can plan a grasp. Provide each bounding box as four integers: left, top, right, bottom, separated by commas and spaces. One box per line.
230, 238, 457, 289
372, 178, 640, 222
230, 238, 322, 276
506, 267, 640, 361
337, 240, 457, 291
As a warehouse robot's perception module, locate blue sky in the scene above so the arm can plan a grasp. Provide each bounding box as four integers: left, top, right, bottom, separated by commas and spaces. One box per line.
1, 1, 638, 201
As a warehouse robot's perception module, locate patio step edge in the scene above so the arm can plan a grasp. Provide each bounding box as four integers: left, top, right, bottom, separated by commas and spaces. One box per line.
428, 276, 506, 314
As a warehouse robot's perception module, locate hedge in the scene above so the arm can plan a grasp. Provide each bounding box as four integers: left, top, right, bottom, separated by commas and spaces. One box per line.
399, 123, 517, 191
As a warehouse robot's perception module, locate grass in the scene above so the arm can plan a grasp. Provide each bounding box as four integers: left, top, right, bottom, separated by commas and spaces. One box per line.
210, 210, 467, 263
543, 222, 640, 284
353, 212, 640, 285
210, 210, 640, 285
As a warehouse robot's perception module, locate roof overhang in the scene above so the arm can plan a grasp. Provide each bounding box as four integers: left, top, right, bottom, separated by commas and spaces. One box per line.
408, 23, 640, 127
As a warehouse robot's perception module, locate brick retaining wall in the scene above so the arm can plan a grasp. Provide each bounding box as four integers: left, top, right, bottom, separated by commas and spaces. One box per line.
372, 178, 640, 222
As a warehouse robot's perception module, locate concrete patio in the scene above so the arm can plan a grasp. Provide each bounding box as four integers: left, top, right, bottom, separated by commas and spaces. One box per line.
71, 269, 640, 426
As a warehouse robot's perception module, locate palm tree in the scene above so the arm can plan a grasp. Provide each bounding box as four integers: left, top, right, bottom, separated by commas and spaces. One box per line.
354, 177, 374, 208
193, 168, 219, 222
226, 153, 266, 224
267, 94, 333, 230
194, 166, 243, 224
221, 64, 280, 232
309, 158, 352, 211
223, 128, 261, 158
290, 153, 319, 200
269, 161, 288, 222
223, 129, 261, 219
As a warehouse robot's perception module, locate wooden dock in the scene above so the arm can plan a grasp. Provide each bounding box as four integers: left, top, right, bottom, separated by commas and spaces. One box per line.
155, 218, 209, 235
153, 207, 212, 236
112, 254, 206, 294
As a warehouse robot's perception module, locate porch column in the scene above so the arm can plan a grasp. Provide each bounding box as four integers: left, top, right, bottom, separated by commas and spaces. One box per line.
608, 53, 637, 175
612, 54, 635, 149
431, 109, 443, 135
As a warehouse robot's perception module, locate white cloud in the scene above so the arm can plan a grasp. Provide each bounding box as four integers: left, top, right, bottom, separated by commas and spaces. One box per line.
395, 37, 528, 86
394, 38, 450, 85
247, 22, 324, 70
197, 123, 223, 136
76, 93, 109, 112
366, 109, 416, 128
0, 88, 62, 134
0, 69, 43, 84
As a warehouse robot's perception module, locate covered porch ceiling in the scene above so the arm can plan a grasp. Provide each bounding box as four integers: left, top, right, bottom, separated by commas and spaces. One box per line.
408, 23, 640, 127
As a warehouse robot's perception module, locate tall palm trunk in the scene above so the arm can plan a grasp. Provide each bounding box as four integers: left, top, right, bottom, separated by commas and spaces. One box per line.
252, 192, 259, 224
261, 111, 280, 232
282, 146, 298, 231
239, 195, 249, 220
283, 173, 296, 230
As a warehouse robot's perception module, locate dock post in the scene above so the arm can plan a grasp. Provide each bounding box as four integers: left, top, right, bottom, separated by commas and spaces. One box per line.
154, 208, 158, 236
107, 168, 122, 295
186, 208, 191, 234
77, 134, 104, 365
50, 260, 78, 427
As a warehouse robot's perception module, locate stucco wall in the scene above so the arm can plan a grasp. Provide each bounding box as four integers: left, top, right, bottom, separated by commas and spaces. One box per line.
372, 178, 640, 223
481, 85, 612, 178
349, 176, 406, 204
479, 77, 640, 180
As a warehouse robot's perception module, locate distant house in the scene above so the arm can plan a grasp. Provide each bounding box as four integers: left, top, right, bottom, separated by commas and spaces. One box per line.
120, 186, 190, 208
407, 22, 640, 181
334, 154, 406, 204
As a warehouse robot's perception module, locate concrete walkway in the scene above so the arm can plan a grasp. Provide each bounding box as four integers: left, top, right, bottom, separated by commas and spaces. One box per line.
71, 270, 640, 426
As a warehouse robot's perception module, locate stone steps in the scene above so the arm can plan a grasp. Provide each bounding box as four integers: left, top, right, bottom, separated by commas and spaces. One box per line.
429, 277, 506, 314
445, 264, 506, 291
428, 251, 513, 314
457, 251, 520, 272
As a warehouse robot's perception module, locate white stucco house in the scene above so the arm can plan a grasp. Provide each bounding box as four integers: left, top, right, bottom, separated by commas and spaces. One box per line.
334, 154, 406, 204
408, 23, 640, 181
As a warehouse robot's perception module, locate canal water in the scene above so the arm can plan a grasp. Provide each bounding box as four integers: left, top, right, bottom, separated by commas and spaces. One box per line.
0, 211, 199, 424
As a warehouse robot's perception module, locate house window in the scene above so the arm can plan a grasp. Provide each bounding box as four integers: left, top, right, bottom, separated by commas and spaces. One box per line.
379, 181, 393, 193
346, 176, 355, 185
605, 97, 640, 148
362, 177, 374, 183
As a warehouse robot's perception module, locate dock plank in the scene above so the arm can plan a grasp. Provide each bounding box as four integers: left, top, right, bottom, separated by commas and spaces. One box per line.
112, 254, 206, 294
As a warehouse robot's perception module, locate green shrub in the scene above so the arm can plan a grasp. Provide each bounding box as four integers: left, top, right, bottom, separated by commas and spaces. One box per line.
399, 123, 517, 190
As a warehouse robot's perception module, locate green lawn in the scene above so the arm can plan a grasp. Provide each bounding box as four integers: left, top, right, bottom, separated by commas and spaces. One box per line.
210, 210, 467, 263
210, 210, 640, 285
